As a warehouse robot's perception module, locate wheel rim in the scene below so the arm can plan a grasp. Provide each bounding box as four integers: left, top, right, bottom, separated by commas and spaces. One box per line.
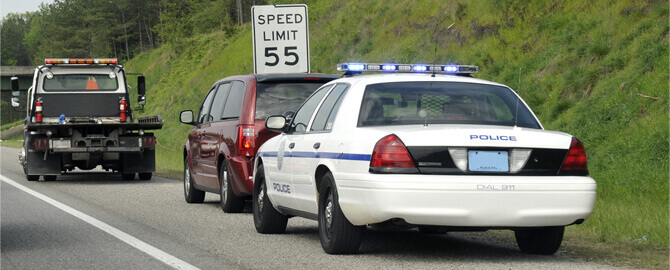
221, 167, 228, 204
258, 181, 265, 213
323, 189, 334, 239
184, 165, 190, 196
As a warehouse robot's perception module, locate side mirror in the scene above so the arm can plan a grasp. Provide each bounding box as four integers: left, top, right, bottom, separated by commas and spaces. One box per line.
138, 95, 146, 106
137, 76, 146, 96
180, 110, 195, 125
265, 115, 287, 132
11, 77, 20, 108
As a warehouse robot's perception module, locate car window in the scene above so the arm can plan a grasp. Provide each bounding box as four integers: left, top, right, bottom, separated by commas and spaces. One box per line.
222, 81, 245, 119
358, 82, 541, 129
43, 74, 118, 91
209, 83, 231, 121
197, 87, 217, 124
289, 85, 331, 133
255, 82, 328, 120
311, 84, 349, 132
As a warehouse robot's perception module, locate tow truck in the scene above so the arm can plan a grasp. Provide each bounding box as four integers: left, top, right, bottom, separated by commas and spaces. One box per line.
10, 58, 163, 181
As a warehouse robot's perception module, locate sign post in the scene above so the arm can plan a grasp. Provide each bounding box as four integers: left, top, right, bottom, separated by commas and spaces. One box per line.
252, 4, 309, 74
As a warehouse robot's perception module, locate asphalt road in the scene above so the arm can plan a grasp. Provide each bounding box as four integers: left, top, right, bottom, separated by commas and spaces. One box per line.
0, 146, 624, 269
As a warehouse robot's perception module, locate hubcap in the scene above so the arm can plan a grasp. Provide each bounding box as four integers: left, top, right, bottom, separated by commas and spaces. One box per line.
325, 192, 333, 229
258, 182, 265, 213
184, 166, 190, 195
221, 169, 228, 203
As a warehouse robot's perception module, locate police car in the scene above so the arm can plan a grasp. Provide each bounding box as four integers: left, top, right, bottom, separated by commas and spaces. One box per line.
252, 63, 596, 255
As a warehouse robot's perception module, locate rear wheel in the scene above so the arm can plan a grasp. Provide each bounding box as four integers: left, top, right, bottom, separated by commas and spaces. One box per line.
253, 165, 288, 234
219, 161, 245, 213
515, 226, 565, 255
318, 172, 364, 254
184, 158, 205, 203
43, 175, 57, 181
122, 173, 135, 180
138, 172, 152, 180
26, 174, 38, 181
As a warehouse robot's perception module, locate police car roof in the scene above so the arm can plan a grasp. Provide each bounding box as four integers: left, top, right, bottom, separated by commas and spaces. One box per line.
330, 73, 509, 88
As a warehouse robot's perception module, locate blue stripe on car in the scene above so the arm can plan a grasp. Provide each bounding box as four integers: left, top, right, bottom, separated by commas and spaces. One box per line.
258, 151, 371, 161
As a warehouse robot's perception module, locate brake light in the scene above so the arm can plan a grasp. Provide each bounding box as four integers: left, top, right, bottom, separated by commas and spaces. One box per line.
238, 125, 255, 156
35, 99, 43, 123
370, 134, 415, 168
561, 137, 588, 171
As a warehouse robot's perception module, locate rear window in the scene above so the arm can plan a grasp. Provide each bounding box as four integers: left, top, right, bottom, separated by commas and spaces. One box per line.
255, 82, 326, 120
43, 74, 119, 91
358, 82, 541, 129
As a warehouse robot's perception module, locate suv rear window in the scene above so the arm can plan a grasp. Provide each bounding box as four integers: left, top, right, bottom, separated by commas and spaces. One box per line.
43, 74, 119, 91
358, 82, 541, 129
255, 82, 326, 120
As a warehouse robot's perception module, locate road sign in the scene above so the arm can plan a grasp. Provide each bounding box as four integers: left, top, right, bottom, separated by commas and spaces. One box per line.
252, 4, 309, 74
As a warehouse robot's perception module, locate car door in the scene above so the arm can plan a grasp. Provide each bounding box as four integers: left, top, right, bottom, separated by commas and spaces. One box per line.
190, 87, 217, 186
199, 82, 231, 188
291, 84, 349, 213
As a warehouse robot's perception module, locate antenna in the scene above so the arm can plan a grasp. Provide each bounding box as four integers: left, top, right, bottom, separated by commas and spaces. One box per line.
514, 67, 521, 127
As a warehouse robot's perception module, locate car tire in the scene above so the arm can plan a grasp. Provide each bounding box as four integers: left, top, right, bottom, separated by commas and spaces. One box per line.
122, 173, 135, 180
417, 225, 448, 234
43, 175, 57, 181
253, 165, 288, 234
318, 171, 364, 254
219, 161, 245, 213
184, 158, 205, 203
138, 172, 152, 180
515, 226, 565, 255
26, 174, 39, 181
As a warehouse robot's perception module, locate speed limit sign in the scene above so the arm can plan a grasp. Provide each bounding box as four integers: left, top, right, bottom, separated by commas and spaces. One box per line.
252, 4, 310, 74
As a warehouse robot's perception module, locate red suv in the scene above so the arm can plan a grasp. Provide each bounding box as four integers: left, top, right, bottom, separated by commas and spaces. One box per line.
179, 74, 339, 212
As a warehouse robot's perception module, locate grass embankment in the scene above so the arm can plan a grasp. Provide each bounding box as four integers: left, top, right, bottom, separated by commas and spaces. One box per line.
126, 0, 667, 268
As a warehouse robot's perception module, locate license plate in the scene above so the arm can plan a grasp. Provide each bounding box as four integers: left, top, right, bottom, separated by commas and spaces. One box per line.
468, 150, 509, 172
52, 139, 71, 149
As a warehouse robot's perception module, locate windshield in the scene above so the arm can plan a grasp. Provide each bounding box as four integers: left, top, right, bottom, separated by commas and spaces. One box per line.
358, 82, 541, 129
43, 74, 119, 91
255, 82, 326, 120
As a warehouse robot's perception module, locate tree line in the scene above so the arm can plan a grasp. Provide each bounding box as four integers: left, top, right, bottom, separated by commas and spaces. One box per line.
1, 0, 267, 66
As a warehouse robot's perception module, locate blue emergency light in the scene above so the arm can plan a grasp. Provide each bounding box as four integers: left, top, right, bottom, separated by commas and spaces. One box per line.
337, 63, 478, 74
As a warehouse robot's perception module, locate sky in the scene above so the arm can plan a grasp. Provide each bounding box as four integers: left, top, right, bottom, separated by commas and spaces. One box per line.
1, 0, 55, 19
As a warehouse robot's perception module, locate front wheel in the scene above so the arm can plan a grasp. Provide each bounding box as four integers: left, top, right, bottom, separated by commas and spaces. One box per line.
219, 161, 245, 213
318, 172, 364, 254
515, 226, 565, 255
184, 158, 205, 203
253, 165, 288, 234
138, 172, 152, 180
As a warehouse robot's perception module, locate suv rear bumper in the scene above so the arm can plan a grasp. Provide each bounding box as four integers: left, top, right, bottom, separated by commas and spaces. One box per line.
228, 156, 254, 196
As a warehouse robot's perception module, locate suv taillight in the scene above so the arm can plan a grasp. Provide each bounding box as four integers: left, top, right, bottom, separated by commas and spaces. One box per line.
370, 134, 415, 168
560, 137, 588, 173
238, 125, 255, 157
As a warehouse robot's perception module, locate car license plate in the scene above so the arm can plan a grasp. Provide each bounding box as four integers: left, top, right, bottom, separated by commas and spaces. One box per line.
468, 150, 509, 172
52, 139, 71, 149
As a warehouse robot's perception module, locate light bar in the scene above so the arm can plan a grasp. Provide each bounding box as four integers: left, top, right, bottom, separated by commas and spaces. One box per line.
337, 63, 478, 74
45, 58, 118, 65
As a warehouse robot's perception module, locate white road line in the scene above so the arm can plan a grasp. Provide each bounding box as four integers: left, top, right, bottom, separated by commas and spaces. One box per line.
0, 174, 199, 270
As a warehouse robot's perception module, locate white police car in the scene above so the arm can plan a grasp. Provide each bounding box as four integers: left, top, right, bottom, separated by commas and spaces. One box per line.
252, 63, 596, 255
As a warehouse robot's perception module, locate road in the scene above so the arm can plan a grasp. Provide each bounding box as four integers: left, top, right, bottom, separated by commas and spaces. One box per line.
0, 146, 623, 269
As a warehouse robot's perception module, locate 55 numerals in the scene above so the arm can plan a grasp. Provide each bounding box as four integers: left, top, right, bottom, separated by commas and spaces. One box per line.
264, 46, 299, 66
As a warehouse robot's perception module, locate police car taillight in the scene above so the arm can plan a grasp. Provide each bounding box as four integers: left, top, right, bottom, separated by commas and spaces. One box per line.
560, 137, 588, 172
337, 63, 478, 75
370, 134, 415, 168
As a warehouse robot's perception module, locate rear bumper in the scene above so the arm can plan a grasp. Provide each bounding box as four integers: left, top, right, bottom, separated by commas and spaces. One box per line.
335, 173, 596, 227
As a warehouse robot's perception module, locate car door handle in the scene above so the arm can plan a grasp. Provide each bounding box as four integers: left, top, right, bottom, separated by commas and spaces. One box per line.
289, 142, 295, 149
313, 142, 320, 149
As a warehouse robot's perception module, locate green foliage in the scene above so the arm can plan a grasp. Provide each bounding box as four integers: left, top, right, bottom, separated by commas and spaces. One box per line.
1, 13, 32, 65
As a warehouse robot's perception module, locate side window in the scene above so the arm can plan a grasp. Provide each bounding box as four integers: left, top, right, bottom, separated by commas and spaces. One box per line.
311, 84, 349, 132
197, 87, 217, 124
209, 83, 231, 121
289, 85, 331, 133
222, 81, 245, 119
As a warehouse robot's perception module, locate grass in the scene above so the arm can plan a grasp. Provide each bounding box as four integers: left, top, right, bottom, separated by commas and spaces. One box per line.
120, 0, 668, 268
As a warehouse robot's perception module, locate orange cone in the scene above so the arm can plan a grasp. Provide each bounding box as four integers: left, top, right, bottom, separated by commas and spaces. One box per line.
86, 77, 99, 90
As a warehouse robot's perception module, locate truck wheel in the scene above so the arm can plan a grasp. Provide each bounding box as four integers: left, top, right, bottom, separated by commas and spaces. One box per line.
184, 158, 204, 203
26, 175, 39, 181
219, 161, 244, 213
515, 226, 564, 255
318, 171, 364, 254
138, 172, 152, 180
44, 175, 57, 181
122, 173, 135, 180
253, 165, 288, 234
